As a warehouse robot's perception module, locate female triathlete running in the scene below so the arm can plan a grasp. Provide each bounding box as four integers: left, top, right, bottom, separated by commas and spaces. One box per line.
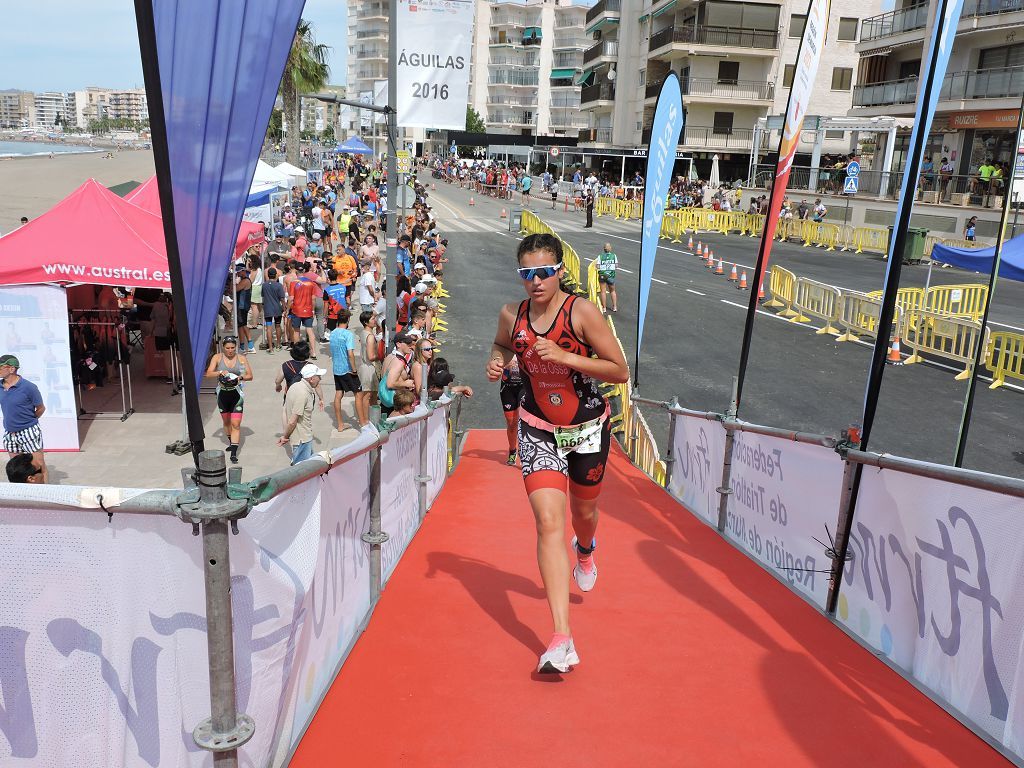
486, 233, 629, 674
204, 336, 253, 464
499, 357, 523, 466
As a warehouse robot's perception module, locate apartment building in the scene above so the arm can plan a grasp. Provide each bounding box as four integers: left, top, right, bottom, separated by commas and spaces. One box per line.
34, 92, 74, 129
0, 89, 34, 129
850, 0, 1024, 194
71, 87, 149, 128
300, 85, 346, 135
580, 0, 881, 178
346, 0, 424, 154
467, 0, 593, 138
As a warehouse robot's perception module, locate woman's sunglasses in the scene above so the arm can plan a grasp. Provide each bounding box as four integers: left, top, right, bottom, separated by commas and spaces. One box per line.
517, 263, 562, 281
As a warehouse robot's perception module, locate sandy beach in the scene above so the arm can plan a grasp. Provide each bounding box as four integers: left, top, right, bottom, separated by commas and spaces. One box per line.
0, 149, 155, 233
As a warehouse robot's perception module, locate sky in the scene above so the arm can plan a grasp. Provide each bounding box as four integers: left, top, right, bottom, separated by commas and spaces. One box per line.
0, 0, 348, 93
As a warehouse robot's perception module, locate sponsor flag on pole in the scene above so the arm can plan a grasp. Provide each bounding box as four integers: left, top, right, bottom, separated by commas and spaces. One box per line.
734, 0, 830, 407
396, 0, 475, 130
636, 73, 685, 384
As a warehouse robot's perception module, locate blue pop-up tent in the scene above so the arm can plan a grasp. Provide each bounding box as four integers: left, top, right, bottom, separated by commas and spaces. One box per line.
931, 232, 1024, 282
335, 136, 374, 155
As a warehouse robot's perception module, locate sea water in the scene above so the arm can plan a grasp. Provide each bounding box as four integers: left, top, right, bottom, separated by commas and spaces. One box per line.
0, 140, 100, 158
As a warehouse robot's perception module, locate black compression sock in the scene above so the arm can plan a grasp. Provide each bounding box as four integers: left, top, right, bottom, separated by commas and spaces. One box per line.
576, 540, 595, 556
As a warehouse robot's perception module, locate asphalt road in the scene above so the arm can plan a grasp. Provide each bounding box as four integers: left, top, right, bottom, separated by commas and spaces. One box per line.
425, 179, 1024, 479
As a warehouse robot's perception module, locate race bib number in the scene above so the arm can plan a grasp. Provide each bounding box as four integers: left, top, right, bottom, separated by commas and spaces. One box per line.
554, 420, 602, 457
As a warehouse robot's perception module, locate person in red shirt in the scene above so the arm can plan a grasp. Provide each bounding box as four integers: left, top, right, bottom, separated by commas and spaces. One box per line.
287, 262, 324, 357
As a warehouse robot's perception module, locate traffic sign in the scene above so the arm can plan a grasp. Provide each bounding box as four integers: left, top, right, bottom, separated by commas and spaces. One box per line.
550, 147, 560, 158
395, 184, 416, 208
396, 149, 412, 175
843, 176, 859, 195
845, 160, 861, 178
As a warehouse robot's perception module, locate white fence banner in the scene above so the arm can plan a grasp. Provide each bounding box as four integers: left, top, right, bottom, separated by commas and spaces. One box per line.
381, 417, 422, 581
395, 0, 474, 130
0, 285, 78, 450
426, 407, 448, 507
667, 414, 726, 525
839, 468, 1024, 761
724, 432, 842, 607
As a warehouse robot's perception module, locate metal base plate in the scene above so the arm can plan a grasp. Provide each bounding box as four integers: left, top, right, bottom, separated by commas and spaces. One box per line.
193, 713, 255, 752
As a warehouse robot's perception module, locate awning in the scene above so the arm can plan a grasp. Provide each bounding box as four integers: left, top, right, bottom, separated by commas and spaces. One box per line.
550, 68, 577, 79
575, 68, 595, 85
585, 17, 619, 35
653, 0, 677, 19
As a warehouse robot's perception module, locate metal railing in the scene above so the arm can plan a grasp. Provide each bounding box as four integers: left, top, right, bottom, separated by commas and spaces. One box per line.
486, 95, 537, 106
487, 113, 537, 126
487, 72, 540, 86
649, 24, 779, 53
488, 55, 540, 68
963, 0, 1024, 18
553, 52, 585, 68
942, 65, 1024, 100
643, 125, 763, 149
552, 36, 592, 49
581, 82, 615, 104
682, 76, 775, 101
583, 40, 619, 64
860, 3, 929, 41
852, 77, 919, 107
594, 128, 613, 143
586, 0, 621, 24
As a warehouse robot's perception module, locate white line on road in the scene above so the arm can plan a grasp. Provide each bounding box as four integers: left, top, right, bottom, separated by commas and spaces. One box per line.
686, 289, 706, 296
652, 278, 668, 284
618, 267, 634, 274
492, 229, 516, 239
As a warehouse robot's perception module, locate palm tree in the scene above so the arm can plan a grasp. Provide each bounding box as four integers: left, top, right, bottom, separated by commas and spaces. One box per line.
281, 19, 330, 165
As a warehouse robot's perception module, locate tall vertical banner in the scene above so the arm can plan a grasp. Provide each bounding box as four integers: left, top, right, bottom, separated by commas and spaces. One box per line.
735, 0, 830, 406
636, 73, 684, 380
395, 0, 474, 130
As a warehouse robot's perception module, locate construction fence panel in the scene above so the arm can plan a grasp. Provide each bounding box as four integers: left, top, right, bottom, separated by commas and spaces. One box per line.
790, 277, 842, 334
986, 331, 1024, 389
904, 309, 988, 380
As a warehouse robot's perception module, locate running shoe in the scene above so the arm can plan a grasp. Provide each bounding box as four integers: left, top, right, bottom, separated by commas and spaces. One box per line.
506, 450, 517, 466
537, 636, 579, 674
571, 536, 598, 592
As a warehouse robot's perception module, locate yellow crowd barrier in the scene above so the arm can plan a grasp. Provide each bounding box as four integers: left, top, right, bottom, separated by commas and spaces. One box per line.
851, 226, 889, 254
586, 260, 601, 306
865, 286, 925, 320
789, 277, 842, 334
904, 310, 988, 380
925, 283, 988, 322
986, 332, 1024, 389
595, 196, 615, 217
802, 222, 843, 250
764, 266, 798, 317
834, 291, 903, 344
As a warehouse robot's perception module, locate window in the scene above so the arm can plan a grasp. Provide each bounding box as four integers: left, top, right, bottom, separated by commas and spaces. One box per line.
717, 61, 740, 85
783, 64, 795, 88
979, 42, 1024, 70
713, 111, 734, 135
825, 129, 845, 140
837, 17, 858, 41
789, 14, 806, 38
831, 67, 853, 91
898, 59, 921, 79
639, 69, 646, 85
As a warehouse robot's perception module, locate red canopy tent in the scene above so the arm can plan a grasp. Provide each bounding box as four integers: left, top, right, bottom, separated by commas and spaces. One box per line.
127, 175, 266, 258
0, 179, 171, 289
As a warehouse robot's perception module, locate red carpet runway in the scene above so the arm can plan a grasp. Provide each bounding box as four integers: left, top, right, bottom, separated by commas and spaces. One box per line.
291, 431, 1008, 767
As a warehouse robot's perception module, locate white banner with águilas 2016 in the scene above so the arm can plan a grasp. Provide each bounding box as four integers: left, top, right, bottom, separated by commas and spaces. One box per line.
668, 413, 726, 526
839, 468, 1024, 761
723, 431, 843, 608
395, 0, 475, 130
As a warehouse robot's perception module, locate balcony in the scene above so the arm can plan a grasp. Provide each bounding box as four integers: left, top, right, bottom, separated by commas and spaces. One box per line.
583, 41, 619, 65
854, 66, 1024, 108
586, 0, 621, 26
962, 0, 1024, 21
353, 47, 386, 60
553, 52, 584, 69
553, 36, 591, 49
648, 24, 778, 57
550, 114, 592, 129
646, 76, 774, 102
486, 95, 537, 107
941, 65, 1024, 101
860, 4, 929, 42
487, 113, 536, 127
487, 72, 540, 87
852, 77, 918, 108
641, 125, 766, 150
361, 3, 388, 21
550, 97, 582, 109
581, 83, 615, 106
489, 55, 539, 68
594, 128, 613, 144
491, 14, 525, 27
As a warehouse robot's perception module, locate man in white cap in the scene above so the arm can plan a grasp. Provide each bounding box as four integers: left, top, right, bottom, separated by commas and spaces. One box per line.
278, 362, 325, 465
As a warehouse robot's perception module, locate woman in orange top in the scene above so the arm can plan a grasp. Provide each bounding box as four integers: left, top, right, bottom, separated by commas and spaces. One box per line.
333, 246, 358, 303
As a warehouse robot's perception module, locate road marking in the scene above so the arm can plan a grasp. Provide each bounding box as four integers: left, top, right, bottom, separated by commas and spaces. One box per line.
988, 320, 1024, 333
492, 229, 516, 239
430, 194, 463, 220
686, 289, 706, 296
652, 277, 668, 284
618, 267, 634, 274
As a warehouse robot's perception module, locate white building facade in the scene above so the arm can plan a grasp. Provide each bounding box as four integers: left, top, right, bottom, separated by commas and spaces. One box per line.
850, 0, 1024, 201
580, 0, 883, 179
467, 0, 593, 138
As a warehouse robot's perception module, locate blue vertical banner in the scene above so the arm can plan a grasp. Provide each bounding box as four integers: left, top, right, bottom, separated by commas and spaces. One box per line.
636, 73, 684, 383
147, 0, 305, 390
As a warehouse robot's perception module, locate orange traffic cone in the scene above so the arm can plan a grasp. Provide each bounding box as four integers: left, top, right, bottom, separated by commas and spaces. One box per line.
431, 182, 436, 190
729, 263, 738, 281
697, 239, 703, 254
469, 196, 475, 206
706, 251, 714, 268
715, 258, 725, 275
688, 235, 694, 250
500, 208, 507, 219
739, 271, 749, 290
704, 244, 710, 259
886, 336, 904, 366
757, 279, 766, 301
